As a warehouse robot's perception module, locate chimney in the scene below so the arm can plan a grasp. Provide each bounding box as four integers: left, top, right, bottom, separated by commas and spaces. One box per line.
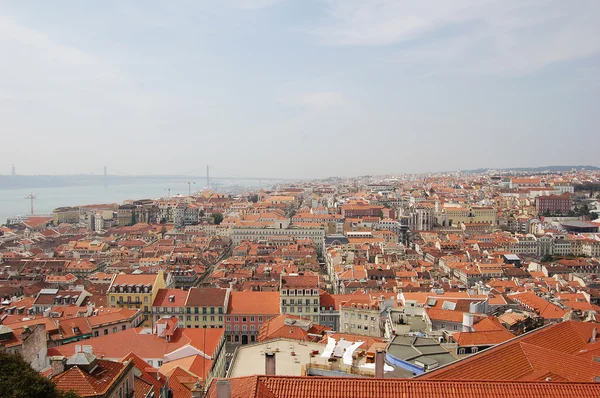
216, 379, 231, 398
265, 351, 276, 375
462, 313, 474, 332
592, 327, 598, 343
375, 349, 385, 378
50, 356, 66, 376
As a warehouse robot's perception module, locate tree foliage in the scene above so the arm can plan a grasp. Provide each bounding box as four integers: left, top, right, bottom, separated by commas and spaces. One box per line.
0, 352, 79, 398
211, 212, 224, 225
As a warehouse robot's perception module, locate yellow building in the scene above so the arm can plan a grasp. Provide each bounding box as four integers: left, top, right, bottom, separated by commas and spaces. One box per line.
442, 206, 497, 226
53, 206, 80, 226
107, 271, 165, 326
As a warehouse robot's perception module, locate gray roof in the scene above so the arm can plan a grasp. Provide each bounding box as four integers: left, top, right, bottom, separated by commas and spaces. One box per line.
67, 352, 97, 366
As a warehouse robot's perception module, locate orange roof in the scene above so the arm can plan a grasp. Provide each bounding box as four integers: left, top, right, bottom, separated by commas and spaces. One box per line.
420, 321, 600, 382
111, 273, 159, 286
206, 375, 600, 398
53, 359, 132, 396
227, 291, 280, 315
425, 308, 465, 323
48, 327, 224, 361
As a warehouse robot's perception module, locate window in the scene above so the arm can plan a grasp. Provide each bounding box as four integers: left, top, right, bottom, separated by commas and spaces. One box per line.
472, 347, 478, 353
458, 348, 466, 355
258, 316, 263, 322
250, 325, 255, 332
250, 316, 255, 322
234, 316, 239, 322
226, 325, 231, 331
219, 307, 223, 314
203, 316, 207, 321
242, 325, 247, 332
210, 316, 215, 322
234, 325, 239, 332
219, 316, 223, 322
441, 323, 446, 329
203, 307, 207, 314
242, 317, 247, 322
158, 360, 163, 366
187, 316, 191, 321
104, 329, 108, 335
298, 307, 302, 313
111, 296, 115, 302
195, 316, 199, 321
195, 307, 199, 314
210, 307, 215, 314
122, 325, 126, 331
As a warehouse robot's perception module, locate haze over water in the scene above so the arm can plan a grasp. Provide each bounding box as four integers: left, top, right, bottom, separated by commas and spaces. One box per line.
0, 179, 261, 225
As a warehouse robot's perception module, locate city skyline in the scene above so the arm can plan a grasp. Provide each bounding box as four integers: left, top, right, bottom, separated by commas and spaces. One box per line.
1, 0, 599, 178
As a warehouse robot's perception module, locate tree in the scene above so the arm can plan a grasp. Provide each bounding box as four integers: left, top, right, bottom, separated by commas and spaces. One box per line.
0, 352, 79, 398
211, 212, 224, 225
541, 254, 553, 263
199, 210, 205, 218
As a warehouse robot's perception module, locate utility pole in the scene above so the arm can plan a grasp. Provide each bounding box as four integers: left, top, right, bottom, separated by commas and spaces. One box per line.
206, 165, 210, 189
184, 181, 196, 196
25, 193, 36, 215
164, 188, 171, 198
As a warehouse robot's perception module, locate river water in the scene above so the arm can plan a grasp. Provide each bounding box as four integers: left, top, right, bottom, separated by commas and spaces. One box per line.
0, 180, 263, 225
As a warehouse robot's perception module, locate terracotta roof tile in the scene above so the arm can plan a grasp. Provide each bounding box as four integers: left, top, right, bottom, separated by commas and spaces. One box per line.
207, 376, 600, 398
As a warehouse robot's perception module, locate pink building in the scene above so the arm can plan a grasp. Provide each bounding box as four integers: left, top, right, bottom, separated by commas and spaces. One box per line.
225, 291, 280, 345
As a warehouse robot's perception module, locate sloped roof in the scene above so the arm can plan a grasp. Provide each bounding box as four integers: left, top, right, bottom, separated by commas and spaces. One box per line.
206, 376, 600, 398
53, 359, 131, 396
420, 321, 600, 382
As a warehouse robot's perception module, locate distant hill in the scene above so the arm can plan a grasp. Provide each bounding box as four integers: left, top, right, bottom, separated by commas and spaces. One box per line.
464, 165, 600, 174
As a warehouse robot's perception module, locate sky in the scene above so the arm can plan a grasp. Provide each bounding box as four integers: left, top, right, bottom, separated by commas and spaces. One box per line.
0, 0, 599, 179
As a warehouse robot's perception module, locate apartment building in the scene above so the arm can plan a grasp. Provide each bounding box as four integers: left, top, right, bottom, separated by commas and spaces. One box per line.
280, 273, 320, 323
184, 287, 230, 329
107, 271, 166, 326
225, 291, 280, 344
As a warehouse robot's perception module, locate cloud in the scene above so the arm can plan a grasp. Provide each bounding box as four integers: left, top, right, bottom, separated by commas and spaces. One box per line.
229, 0, 284, 10
279, 91, 349, 111
0, 14, 170, 112
309, 0, 600, 74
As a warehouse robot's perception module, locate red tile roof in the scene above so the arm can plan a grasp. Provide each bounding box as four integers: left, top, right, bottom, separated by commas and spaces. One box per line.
186, 287, 229, 307
420, 321, 600, 382
206, 376, 600, 398
227, 291, 280, 315
48, 327, 224, 361
53, 359, 132, 397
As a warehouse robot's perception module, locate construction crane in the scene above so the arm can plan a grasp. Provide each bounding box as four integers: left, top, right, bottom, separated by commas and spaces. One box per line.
183, 181, 196, 196
25, 193, 36, 215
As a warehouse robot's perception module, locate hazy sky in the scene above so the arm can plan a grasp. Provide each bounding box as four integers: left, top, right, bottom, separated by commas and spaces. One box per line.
1, 0, 599, 178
